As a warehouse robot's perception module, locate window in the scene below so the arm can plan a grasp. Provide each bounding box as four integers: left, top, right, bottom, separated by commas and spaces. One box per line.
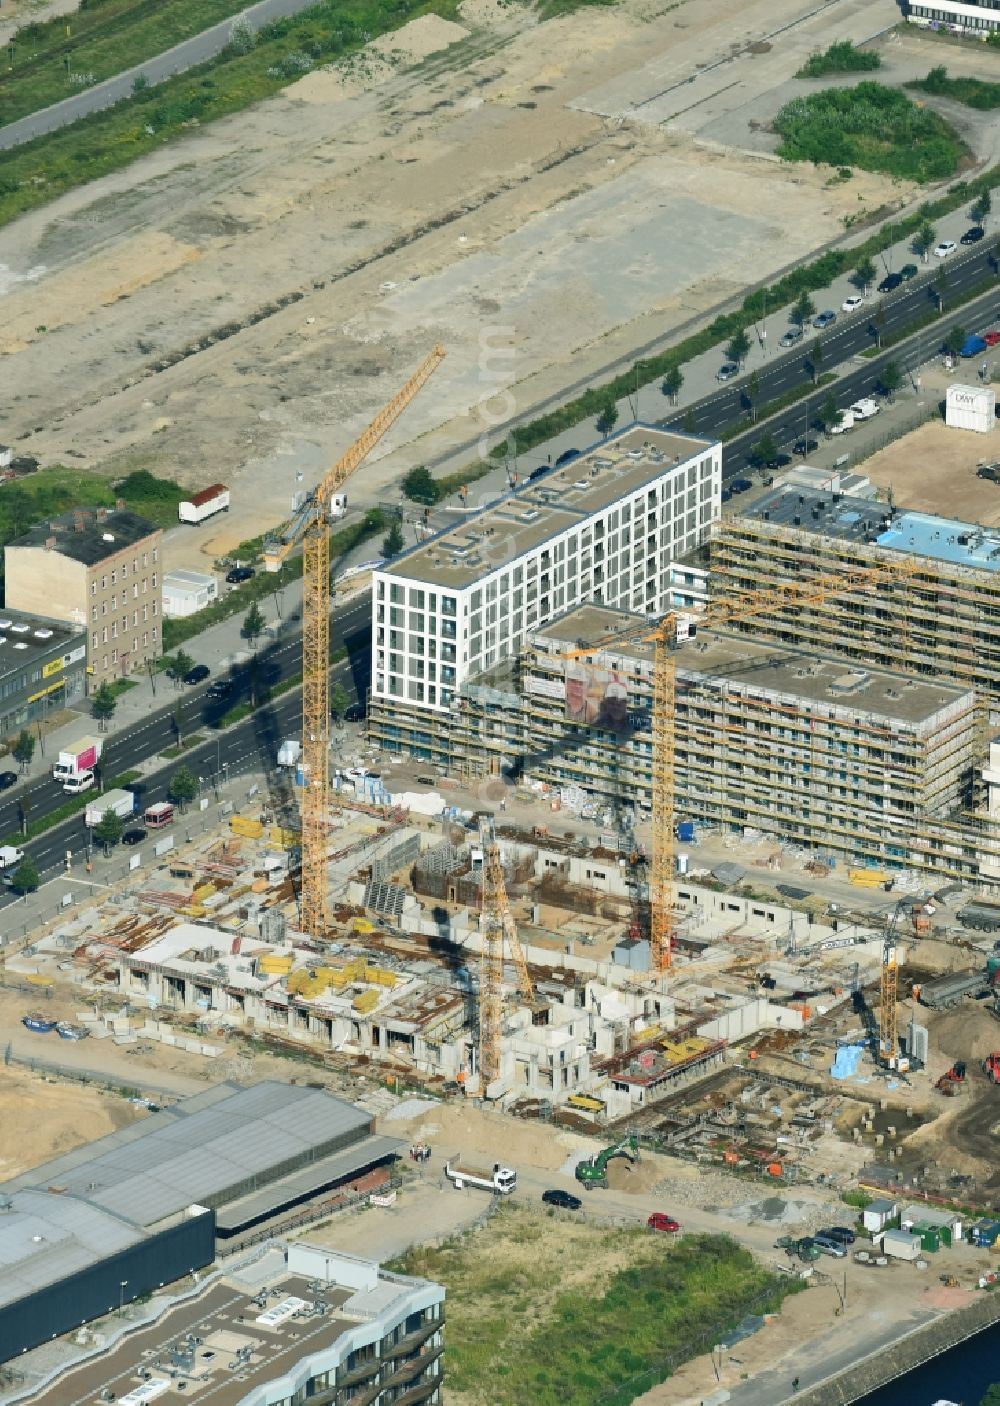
111, 571, 117, 585
91, 582, 97, 597
112, 649, 118, 664
101, 576, 107, 590
92, 631, 98, 648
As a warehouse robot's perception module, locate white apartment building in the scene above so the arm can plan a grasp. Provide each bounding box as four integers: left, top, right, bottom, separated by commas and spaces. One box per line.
906, 0, 1000, 32
371, 424, 721, 714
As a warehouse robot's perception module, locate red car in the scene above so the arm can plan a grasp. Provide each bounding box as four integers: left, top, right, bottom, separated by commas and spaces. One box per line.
982, 332, 1000, 347
647, 1212, 680, 1233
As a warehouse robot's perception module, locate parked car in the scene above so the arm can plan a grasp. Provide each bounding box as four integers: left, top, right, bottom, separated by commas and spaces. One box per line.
184, 664, 210, 685
207, 678, 233, 699
793, 436, 819, 456
813, 310, 837, 330
344, 766, 379, 784
900, 263, 919, 281
822, 1226, 857, 1245
0, 771, 17, 791
122, 828, 147, 846
647, 1212, 680, 1233
961, 334, 988, 359
717, 362, 740, 382
984, 331, 1000, 347
763, 452, 792, 470
555, 447, 581, 466
542, 1189, 582, 1211
730, 477, 754, 494
877, 272, 903, 294
933, 240, 957, 258
225, 565, 255, 584
849, 398, 880, 421
841, 294, 864, 313
813, 1235, 847, 1257
779, 325, 804, 347
962, 225, 985, 245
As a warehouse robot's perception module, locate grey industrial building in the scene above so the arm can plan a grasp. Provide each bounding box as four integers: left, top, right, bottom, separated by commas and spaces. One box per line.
0, 607, 87, 739
0, 1082, 403, 1363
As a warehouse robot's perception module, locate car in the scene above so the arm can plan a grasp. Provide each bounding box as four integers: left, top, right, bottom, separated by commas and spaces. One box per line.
555, 447, 581, 466
542, 1189, 582, 1211
206, 678, 234, 699
899, 263, 919, 282
344, 703, 366, 723
961, 334, 988, 359
779, 325, 804, 347
849, 398, 880, 421
877, 272, 903, 294
730, 477, 753, 494
793, 436, 819, 456
122, 828, 147, 846
717, 362, 739, 382
841, 294, 864, 313
528, 464, 554, 482
829, 411, 855, 435
764, 453, 792, 470
978, 464, 1000, 482
933, 240, 957, 259
225, 565, 255, 584
63, 770, 95, 795
721, 487, 733, 503
962, 225, 985, 245
984, 331, 1000, 347
823, 1226, 857, 1245
0, 771, 17, 791
813, 1235, 847, 1258
813, 310, 837, 330
344, 766, 380, 783
647, 1212, 680, 1233
184, 664, 210, 685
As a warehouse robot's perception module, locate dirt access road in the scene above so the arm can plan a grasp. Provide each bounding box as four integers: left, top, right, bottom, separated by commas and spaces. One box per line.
0, 0, 906, 570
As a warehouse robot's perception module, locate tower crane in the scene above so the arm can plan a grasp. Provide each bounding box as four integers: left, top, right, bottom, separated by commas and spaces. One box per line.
878, 897, 909, 1070
263, 347, 446, 937
478, 815, 534, 1088
563, 559, 917, 975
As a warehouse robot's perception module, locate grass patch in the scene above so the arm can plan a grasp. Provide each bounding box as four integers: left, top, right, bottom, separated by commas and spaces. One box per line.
391, 1205, 797, 1406
908, 64, 1000, 111
104, 678, 140, 699
797, 41, 881, 78
159, 734, 205, 758
773, 82, 966, 184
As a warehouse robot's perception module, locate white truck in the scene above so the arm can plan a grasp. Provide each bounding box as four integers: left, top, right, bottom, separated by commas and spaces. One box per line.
444, 1159, 517, 1194
277, 739, 301, 769
0, 845, 24, 870
53, 734, 103, 784
178, 483, 230, 525
84, 788, 136, 827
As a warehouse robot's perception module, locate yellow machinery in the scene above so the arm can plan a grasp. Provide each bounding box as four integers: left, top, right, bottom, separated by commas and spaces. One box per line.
262, 347, 446, 937
564, 560, 916, 974
479, 815, 534, 1087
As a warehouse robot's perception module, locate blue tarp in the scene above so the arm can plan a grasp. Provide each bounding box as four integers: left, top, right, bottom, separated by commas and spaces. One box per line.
830, 1043, 865, 1080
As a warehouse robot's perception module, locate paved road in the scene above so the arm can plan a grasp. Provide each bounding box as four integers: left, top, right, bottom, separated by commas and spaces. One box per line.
0, 0, 324, 151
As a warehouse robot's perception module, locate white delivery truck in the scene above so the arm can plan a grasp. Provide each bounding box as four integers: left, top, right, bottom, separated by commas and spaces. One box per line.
277, 739, 302, 769
178, 483, 230, 525
84, 789, 136, 827
53, 734, 103, 784
0, 845, 24, 870
444, 1159, 517, 1194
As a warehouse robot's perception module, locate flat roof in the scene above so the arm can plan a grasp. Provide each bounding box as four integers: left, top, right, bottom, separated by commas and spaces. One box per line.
164, 568, 218, 589
9, 508, 160, 565
0, 606, 85, 673
0, 1190, 145, 1310
739, 484, 1000, 573
533, 604, 973, 724
385, 423, 715, 590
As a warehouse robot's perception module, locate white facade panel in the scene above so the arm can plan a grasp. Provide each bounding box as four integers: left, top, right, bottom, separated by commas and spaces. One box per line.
908, 0, 1000, 29
946, 383, 995, 434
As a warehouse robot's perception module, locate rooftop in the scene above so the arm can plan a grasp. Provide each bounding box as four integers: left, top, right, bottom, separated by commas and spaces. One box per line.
384, 423, 716, 590
738, 483, 1000, 573
163, 568, 218, 589
9, 507, 160, 566
532, 604, 974, 726
0, 1190, 146, 1311
0, 607, 85, 674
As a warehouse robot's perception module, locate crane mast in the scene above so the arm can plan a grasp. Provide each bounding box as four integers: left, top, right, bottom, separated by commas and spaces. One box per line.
478, 816, 533, 1088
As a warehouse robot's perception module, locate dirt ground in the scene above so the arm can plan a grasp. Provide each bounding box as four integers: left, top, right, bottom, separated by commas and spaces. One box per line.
387, 1098, 584, 1171
859, 410, 1000, 525
0, 0, 922, 573
0, 1063, 146, 1180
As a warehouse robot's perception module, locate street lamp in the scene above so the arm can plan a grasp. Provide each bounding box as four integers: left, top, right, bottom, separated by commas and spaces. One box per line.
119, 1280, 128, 1318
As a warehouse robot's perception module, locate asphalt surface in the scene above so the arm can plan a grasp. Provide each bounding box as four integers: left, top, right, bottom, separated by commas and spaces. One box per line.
0, 595, 370, 904
0, 0, 326, 151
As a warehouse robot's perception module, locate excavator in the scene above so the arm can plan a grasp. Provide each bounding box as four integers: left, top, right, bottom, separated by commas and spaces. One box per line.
984, 1052, 1000, 1084
935, 1061, 967, 1095
575, 1134, 640, 1190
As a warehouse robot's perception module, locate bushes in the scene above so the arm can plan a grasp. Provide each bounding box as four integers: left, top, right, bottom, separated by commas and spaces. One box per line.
909, 65, 1000, 111
797, 41, 881, 78
773, 82, 965, 183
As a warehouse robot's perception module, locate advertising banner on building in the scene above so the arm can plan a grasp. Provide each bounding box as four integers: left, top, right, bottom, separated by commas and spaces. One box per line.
564, 662, 630, 734
525, 674, 566, 701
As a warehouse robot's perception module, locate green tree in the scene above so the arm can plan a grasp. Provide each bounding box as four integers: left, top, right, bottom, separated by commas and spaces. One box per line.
402, 466, 439, 505
877, 360, 903, 401
913, 218, 936, 262
241, 600, 265, 645
979, 1385, 1000, 1406
807, 338, 824, 385
93, 807, 124, 855
168, 765, 197, 810
683, 409, 697, 433
170, 649, 194, 683
330, 682, 350, 722
792, 291, 816, 327
747, 370, 761, 423
11, 855, 39, 894
972, 189, 992, 225
661, 366, 684, 405
749, 432, 778, 469
821, 390, 842, 431
944, 323, 966, 356
12, 729, 35, 774
381, 521, 405, 558
727, 327, 751, 367
596, 402, 619, 436
853, 254, 877, 294
90, 681, 118, 733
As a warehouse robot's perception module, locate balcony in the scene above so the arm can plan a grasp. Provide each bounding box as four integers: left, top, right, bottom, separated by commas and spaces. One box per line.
384, 1343, 444, 1388
336, 1357, 380, 1391
383, 1320, 441, 1361
393, 1378, 440, 1406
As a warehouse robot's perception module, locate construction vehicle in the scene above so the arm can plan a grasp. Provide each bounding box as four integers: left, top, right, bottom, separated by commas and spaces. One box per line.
575, 1134, 640, 1190
261, 348, 445, 937
936, 1061, 967, 1095
562, 559, 916, 973
444, 1158, 516, 1194
984, 1053, 1000, 1084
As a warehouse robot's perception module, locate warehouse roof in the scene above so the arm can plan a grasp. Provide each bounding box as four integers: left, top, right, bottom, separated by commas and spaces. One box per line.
0, 1190, 145, 1310
382, 423, 717, 590
0, 606, 85, 673
9, 507, 160, 565
2, 1082, 375, 1230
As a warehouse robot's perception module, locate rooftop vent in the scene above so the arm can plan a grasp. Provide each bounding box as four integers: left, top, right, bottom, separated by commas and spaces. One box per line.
102, 532, 115, 543
11, 624, 29, 634
33, 628, 53, 639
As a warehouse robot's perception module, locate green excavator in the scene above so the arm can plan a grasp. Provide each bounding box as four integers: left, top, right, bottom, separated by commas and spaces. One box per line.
575, 1134, 640, 1190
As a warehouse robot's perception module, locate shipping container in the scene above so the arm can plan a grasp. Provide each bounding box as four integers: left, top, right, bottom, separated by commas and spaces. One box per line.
178, 483, 230, 524
946, 383, 996, 434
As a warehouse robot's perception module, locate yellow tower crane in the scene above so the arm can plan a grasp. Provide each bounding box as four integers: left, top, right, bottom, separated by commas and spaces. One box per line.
564, 559, 917, 974
263, 347, 446, 938
478, 815, 534, 1088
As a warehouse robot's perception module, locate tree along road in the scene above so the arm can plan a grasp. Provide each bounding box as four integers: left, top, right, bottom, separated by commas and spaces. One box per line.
0, 0, 324, 151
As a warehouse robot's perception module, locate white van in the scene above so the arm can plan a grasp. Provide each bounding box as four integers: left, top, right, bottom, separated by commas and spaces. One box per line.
63, 770, 95, 795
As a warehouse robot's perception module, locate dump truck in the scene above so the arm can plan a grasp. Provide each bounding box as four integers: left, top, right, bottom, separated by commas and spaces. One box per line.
178, 483, 230, 524
84, 789, 136, 827
575, 1134, 640, 1190
444, 1159, 516, 1194
52, 733, 102, 783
